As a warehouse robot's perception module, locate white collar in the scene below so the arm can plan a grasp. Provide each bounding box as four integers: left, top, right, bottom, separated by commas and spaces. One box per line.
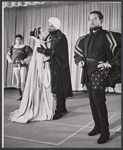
92, 29, 98, 33
14, 44, 25, 48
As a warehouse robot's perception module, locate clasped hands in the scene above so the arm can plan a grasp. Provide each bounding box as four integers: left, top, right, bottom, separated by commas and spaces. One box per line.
37, 46, 52, 56
37, 47, 45, 54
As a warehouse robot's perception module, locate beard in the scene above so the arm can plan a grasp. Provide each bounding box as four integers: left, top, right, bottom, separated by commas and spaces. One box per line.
48, 28, 58, 35
48, 28, 56, 33
90, 25, 101, 31
48, 29, 53, 33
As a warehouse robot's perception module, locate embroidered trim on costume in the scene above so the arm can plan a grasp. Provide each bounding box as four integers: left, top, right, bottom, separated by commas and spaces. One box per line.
74, 36, 85, 57
106, 31, 117, 55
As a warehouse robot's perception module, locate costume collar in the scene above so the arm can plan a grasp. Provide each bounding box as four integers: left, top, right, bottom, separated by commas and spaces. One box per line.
90, 26, 102, 34
14, 44, 25, 48
49, 29, 61, 36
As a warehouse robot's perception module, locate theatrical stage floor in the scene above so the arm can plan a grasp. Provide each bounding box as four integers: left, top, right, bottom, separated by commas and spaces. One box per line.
3, 88, 121, 148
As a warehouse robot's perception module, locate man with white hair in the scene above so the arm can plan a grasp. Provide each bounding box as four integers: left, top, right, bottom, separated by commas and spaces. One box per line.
37, 17, 73, 120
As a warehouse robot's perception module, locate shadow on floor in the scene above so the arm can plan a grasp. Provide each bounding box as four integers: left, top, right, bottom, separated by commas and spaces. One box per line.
109, 131, 121, 142
109, 118, 121, 130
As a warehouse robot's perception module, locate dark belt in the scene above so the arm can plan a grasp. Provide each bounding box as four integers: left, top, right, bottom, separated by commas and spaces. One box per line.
86, 58, 95, 62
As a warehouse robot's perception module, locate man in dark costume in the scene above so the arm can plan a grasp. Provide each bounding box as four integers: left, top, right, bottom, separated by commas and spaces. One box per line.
6, 34, 33, 101
74, 11, 121, 144
37, 17, 73, 120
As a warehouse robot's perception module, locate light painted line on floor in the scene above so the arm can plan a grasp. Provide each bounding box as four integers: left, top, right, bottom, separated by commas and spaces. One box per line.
108, 113, 117, 121
109, 112, 120, 115
57, 113, 119, 145
117, 126, 121, 131
67, 98, 88, 102
4, 114, 120, 146
57, 120, 94, 145
85, 126, 120, 132
46, 121, 84, 128
5, 116, 83, 128
47, 122, 120, 132
4, 120, 120, 133
4, 123, 11, 127
111, 129, 121, 132
4, 135, 59, 146
4, 112, 119, 129
116, 113, 121, 115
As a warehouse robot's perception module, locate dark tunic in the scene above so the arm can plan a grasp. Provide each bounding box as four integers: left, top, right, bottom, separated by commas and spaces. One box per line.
45, 30, 73, 98
7, 45, 33, 67
74, 27, 121, 88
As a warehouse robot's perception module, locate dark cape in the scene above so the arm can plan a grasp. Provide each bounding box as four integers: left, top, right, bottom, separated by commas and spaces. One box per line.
74, 27, 121, 88
45, 30, 73, 98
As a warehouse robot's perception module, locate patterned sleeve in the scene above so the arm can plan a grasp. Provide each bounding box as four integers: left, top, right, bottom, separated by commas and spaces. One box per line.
74, 36, 85, 65
105, 31, 121, 67
24, 46, 33, 64
6, 46, 13, 63
25, 46, 33, 56
7, 46, 13, 56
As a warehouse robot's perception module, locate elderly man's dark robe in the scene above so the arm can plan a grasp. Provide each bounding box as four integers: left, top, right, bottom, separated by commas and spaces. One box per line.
44, 30, 73, 98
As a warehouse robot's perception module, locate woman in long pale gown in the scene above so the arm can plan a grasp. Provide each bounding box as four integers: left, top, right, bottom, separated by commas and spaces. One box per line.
9, 28, 54, 123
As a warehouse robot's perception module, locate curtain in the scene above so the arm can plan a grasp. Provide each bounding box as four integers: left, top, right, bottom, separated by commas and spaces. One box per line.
3, 1, 50, 8
3, 1, 121, 92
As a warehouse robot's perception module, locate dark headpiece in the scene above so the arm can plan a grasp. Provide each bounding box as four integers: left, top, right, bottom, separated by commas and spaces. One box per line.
30, 27, 41, 39
15, 34, 23, 40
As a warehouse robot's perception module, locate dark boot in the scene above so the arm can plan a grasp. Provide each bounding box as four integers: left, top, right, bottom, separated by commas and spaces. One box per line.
62, 97, 67, 113
88, 126, 101, 136
53, 110, 62, 120
88, 103, 101, 136
16, 88, 22, 101
62, 107, 67, 113
96, 103, 110, 144
97, 130, 110, 144
53, 95, 63, 120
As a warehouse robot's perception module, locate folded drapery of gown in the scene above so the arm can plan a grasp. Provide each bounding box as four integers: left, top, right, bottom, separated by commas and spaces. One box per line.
9, 39, 54, 123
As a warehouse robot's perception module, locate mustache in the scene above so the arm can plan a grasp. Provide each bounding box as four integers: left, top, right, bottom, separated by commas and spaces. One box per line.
90, 23, 96, 26
90, 26, 101, 31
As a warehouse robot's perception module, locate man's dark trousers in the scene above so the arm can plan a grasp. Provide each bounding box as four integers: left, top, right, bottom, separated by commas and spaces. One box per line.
86, 83, 109, 132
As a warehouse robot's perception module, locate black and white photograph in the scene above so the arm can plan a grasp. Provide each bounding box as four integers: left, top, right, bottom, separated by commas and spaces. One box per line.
2, 1, 121, 148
